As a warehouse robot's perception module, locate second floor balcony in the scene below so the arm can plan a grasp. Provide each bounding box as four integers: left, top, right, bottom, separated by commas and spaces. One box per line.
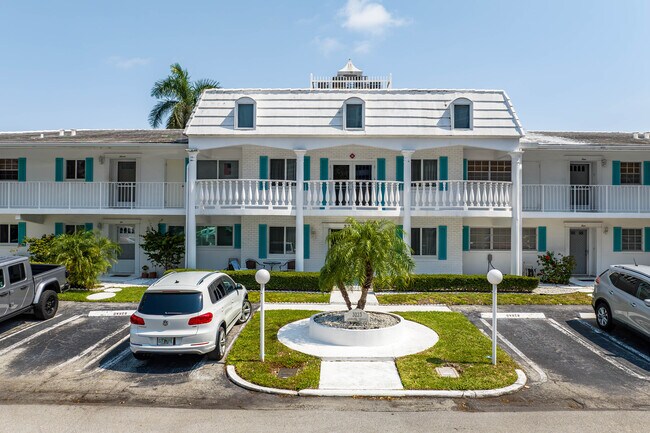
523, 184, 650, 214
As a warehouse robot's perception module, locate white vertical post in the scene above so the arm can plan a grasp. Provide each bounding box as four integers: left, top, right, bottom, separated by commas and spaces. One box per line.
185, 149, 199, 269
509, 151, 523, 275
487, 269, 503, 366
402, 150, 414, 249
255, 270, 270, 362
295, 150, 306, 272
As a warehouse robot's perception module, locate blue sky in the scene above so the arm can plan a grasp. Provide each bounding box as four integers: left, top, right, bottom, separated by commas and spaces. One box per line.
1, 0, 648, 132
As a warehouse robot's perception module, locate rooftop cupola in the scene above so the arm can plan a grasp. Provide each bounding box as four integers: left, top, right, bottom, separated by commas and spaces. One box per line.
311, 60, 392, 90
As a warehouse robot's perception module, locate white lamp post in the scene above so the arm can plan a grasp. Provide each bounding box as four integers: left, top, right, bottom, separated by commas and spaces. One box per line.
487, 268, 503, 366
255, 269, 270, 362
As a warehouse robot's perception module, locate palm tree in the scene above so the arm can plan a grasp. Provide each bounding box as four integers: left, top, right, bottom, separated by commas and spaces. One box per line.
319, 218, 415, 310
149, 63, 220, 129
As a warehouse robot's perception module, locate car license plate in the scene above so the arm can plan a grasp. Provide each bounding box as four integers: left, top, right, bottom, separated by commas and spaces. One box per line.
157, 337, 174, 346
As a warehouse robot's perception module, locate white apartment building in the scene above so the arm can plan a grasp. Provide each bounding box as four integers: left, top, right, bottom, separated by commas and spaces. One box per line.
1, 62, 649, 277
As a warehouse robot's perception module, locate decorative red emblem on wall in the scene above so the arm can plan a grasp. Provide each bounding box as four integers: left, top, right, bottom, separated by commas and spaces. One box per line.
350, 153, 356, 159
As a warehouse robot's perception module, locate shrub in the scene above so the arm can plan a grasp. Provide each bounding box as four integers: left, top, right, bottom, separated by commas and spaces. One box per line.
140, 225, 185, 272
537, 251, 575, 284
26, 231, 120, 289
165, 269, 323, 292
374, 274, 539, 293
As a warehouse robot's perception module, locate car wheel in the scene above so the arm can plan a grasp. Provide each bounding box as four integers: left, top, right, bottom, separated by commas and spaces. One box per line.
34, 290, 58, 320
132, 352, 150, 361
207, 326, 227, 361
596, 302, 614, 331
237, 299, 252, 324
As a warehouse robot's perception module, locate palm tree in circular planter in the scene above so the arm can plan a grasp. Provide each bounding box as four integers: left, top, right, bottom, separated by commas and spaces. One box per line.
319, 218, 415, 310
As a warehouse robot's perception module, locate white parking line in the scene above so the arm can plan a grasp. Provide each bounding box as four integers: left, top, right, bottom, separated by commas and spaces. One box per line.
479, 318, 548, 384
0, 316, 60, 343
53, 324, 130, 371
0, 315, 82, 358
546, 318, 648, 381
81, 335, 130, 371
575, 319, 650, 365
94, 347, 132, 373
480, 312, 546, 319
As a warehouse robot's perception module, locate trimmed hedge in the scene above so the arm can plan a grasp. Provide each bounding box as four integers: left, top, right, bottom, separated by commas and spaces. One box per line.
374, 274, 539, 293
164, 269, 323, 292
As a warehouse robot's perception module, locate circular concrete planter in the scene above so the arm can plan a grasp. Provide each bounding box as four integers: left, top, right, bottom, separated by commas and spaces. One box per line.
308, 312, 405, 347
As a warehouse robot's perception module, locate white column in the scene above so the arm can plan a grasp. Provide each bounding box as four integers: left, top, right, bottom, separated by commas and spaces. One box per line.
294, 150, 306, 272
509, 151, 523, 275
402, 150, 414, 249
185, 149, 199, 269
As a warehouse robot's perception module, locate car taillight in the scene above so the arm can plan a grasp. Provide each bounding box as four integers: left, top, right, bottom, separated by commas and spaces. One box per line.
130, 314, 145, 325
188, 312, 213, 325
595, 276, 600, 285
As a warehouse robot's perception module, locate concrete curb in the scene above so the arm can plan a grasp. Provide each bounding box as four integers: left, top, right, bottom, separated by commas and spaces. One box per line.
227, 366, 527, 398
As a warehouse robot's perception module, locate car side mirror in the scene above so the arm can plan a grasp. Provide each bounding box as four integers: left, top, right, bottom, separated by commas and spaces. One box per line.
236, 283, 243, 291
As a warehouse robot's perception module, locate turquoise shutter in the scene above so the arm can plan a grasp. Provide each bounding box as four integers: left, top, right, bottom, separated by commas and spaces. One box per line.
18, 158, 26, 182
85, 158, 94, 182
234, 224, 241, 249
304, 155, 311, 191
439, 156, 448, 191
438, 225, 447, 260
645, 227, 650, 252
537, 226, 547, 252
17, 222, 26, 245
259, 155, 268, 190
396, 224, 403, 240
644, 161, 650, 185
377, 158, 386, 206
462, 226, 470, 251
184, 157, 189, 181
55, 158, 64, 182
396, 155, 404, 190
158, 223, 167, 234
613, 226, 622, 252
54, 222, 64, 236
320, 158, 328, 206
463, 159, 468, 181
258, 224, 267, 259
303, 224, 310, 259
612, 160, 621, 185
85, 223, 94, 232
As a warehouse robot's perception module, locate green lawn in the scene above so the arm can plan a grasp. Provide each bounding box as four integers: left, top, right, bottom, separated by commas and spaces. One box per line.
397, 312, 519, 390
59, 286, 147, 303
247, 291, 330, 304
227, 310, 321, 390
378, 292, 592, 306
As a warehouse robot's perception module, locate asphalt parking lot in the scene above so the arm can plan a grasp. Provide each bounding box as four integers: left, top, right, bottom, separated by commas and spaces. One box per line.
0, 302, 648, 412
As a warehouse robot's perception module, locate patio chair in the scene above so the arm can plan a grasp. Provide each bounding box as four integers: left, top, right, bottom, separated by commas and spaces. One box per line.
227, 258, 241, 271
282, 259, 296, 271
245, 258, 265, 270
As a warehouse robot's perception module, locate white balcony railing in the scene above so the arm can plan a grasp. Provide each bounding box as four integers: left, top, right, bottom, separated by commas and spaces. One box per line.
304, 180, 402, 210
523, 184, 650, 213
197, 180, 296, 210
0, 182, 185, 210
412, 181, 511, 210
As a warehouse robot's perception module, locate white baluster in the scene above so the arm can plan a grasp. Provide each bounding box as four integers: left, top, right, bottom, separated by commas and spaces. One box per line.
394, 184, 400, 208
254, 181, 259, 206
241, 180, 247, 206
318, 181, 324, 206
463, 182, 468, 208
247, 180, 253, 206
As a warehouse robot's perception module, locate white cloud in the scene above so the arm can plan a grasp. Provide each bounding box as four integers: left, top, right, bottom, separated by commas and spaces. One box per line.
313, 37, 343, 55
107, 56, 151, 70
354, 40, 372, 54
340, 0, 408, 35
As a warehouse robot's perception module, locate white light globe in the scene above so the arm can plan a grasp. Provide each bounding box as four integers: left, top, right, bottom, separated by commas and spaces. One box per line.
487, 269, 503, 285
255, 269, 271, 285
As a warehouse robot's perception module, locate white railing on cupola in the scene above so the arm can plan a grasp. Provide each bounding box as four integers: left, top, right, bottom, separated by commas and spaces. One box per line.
310, 74, 392, 90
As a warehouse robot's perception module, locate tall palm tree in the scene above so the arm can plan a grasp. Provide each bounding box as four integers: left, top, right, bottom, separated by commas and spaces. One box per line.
149, 63, 220, 129
319, 218, 415, 310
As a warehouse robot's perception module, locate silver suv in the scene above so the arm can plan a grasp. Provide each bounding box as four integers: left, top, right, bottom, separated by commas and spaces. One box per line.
593, 265, 650, 338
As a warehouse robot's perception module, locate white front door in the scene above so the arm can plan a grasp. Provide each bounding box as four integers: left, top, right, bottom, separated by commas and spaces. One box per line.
111, 225, 137, 275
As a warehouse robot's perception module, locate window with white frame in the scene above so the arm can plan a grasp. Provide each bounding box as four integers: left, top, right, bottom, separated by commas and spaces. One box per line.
197, 160, 240, 180
411, 159, 437, 184
235, 98, 255, 129
269, 226, 295, 255
270, 159, 297, 183
65, 159, 86, 180
469, 227, 511, 250
344, 98, 364, 129
452, 99, 472, 129
467, 160, 512, 182
65, 224, 86, 234
168, 226, 184, 236
0, 159, 18, 181
0, 224, 18, 244
622, 228, 643, 251
196, 225, 233, 247
620, 162, 641, 185
522, 227, 537, 251
410, 228, 437, 256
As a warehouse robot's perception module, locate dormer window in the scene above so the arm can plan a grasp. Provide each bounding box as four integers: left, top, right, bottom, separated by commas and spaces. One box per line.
235, 98, 255, 129
451, 98, 472, 129
344, 98, 364, 130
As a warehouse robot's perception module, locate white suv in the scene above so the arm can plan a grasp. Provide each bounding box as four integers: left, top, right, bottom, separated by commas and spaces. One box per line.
130, 271, 252, 361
